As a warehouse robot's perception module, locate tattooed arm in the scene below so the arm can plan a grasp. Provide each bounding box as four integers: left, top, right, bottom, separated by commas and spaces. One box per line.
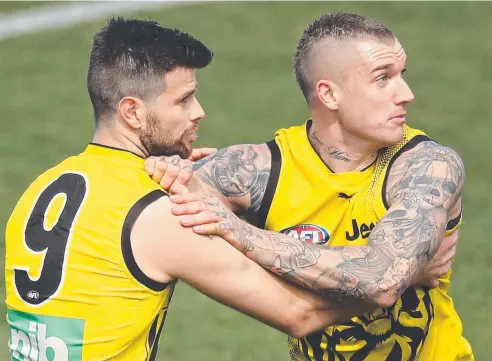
177, 140, 464, 307
190, 144, 272, 225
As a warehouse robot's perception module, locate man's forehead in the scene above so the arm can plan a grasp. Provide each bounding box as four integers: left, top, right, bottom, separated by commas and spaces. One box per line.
164, 67, 197, 92
355, 38, 407, 67
309, 37, 406, 81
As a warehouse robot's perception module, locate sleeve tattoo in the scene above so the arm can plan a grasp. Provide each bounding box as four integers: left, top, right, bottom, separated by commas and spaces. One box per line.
193, 144, 271, 224
227, 141, 465, 304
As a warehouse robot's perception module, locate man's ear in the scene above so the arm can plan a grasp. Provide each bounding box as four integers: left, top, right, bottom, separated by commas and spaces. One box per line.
315, 79, 339, 111
118, 97, 147, 129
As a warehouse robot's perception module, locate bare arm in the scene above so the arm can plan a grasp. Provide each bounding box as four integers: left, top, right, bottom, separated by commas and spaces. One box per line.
190, 144, 272, 224
130, 196, 375, 338
181, 141, 464, 307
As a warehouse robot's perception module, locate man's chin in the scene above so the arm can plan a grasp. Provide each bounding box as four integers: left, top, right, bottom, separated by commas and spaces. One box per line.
180, 148, 193, 159
148, 147, 191, 159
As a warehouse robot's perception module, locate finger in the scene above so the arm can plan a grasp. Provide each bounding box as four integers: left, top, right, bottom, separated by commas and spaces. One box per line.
170, 184, 190, 195
443, 231, 459, 250
443, 260, 453, 274
168, 168, 193, 194
192, 222, 229, 237
441, 245, 457, 264
175, 160, 194, 185
434, 262, 452, 278
435, 235, 456, 257
159, 164, 180, 190
171, 201, 208, 216
180, 211, 223, 227
188, 148, 217, 161
151, 162, 167, 185
144, 157, 157, 176
169, 192, 205, 204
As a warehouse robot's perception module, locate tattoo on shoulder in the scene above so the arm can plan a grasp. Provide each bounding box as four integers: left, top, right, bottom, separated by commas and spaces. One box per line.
387, 140, 465, 210
373, 140, 465, 269
193, 145, 271, 221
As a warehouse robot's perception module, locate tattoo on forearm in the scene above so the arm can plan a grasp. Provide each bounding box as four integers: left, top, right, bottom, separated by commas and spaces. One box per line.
193, 145, 271, 223
227, 141, 464, 303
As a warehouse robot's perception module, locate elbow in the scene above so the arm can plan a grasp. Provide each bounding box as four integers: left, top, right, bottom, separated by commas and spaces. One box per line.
283, 305, 328, 339
288, 311, 334, 338
285, 320, 316, 339
287, 327, 311, 339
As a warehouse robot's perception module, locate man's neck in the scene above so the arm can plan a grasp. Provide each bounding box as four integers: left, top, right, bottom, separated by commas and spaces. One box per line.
92, 125, 148, 158
307, 120, 379, 173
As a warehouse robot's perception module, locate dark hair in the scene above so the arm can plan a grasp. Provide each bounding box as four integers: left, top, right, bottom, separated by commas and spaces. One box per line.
87, 17, 213, 123
293, 11, 394, 101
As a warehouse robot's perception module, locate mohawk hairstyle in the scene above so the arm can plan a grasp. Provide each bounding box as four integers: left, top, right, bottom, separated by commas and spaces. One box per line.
293, 11, 393, 101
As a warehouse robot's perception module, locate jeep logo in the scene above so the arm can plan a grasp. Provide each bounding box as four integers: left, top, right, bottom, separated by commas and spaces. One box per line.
346, 219, 375, 241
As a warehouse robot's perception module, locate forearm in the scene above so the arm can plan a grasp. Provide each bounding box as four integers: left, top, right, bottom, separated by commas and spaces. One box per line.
235, 222, 397, 306
233, 204, 446, 307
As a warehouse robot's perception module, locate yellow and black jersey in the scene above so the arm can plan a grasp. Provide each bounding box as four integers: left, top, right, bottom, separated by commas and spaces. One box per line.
5, 144, 175, 361
257, 121, 473, 361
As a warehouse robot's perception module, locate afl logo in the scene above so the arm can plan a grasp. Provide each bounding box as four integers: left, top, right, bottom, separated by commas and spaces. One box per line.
26, 290, 39, 301
280, 224, 330, 245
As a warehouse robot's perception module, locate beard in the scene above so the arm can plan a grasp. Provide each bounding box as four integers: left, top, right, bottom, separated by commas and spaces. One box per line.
140, 111, 195, 158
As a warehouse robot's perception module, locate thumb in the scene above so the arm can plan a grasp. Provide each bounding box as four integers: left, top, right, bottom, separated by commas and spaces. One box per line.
188, 148, 217, 161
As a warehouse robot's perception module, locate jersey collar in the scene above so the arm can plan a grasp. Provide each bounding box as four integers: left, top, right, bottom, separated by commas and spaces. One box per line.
83, 143, 145, 167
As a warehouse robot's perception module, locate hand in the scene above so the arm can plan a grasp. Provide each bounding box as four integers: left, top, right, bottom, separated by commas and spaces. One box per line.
169, 192, 247, 251
144, 148, 217, 194
413, 230, 458, 288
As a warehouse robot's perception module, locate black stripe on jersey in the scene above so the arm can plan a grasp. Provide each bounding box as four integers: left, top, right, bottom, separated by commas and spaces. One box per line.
121, 189, 170, 292
148, 310, 168, 361
256, 139, 282, 229
89, 142, 144, 159
147, 314, 159, 356
446, 211, 462, 231
382, 135, 431, 209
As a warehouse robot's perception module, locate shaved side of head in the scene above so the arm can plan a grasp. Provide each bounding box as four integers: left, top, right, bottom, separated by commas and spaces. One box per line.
304, 38, 352, 91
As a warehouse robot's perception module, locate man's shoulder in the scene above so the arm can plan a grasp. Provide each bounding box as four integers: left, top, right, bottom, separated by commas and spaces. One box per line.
14, 155, 79, 201
193, 143, 271, 173
386, 139, 465, 210
14, 151, 166, 219
391, 139, 464, 172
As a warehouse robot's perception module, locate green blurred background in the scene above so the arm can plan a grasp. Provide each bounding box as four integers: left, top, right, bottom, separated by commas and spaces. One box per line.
1, 1, 490, 360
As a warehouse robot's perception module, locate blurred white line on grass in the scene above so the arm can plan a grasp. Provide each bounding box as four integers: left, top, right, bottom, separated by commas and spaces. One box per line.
0, 1, 189, 41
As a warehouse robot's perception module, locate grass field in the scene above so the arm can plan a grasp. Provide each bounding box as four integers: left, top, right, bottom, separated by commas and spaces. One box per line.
0, 1, 53, 13
1, 2, 491, 360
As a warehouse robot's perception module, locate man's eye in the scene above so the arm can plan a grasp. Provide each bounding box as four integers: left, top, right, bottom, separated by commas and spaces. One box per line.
376, 75, 388, 83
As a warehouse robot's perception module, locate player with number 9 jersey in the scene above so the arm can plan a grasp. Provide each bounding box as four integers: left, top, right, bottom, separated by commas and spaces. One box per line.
5, 144, 173, 361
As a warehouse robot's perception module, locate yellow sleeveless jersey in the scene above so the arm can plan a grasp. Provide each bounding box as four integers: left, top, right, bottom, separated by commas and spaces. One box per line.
5, 144, 175, 361
257, 121, 473, 361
